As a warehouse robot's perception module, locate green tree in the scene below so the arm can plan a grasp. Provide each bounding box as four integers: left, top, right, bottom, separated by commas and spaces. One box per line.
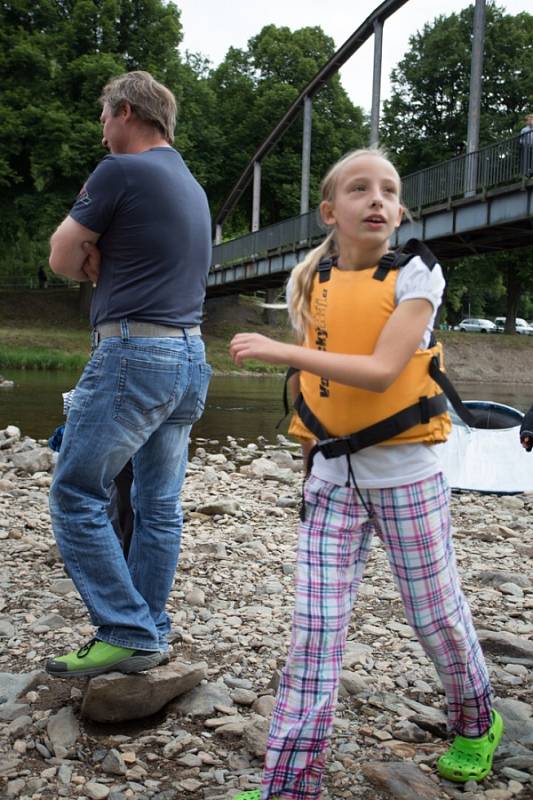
382, 4, 533, 174
381, 3, 533, 326
0, 0, 184, 285
442, 249, 533, 329
210, 25, 368, 231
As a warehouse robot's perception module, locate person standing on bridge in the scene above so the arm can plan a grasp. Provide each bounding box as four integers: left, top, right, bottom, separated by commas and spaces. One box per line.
229, 148, 502, 799
519, 113, 533, 177
46, 71, 212, 678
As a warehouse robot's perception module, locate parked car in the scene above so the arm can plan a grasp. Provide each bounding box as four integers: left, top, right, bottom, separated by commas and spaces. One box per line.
456, 318, 497, 333
494, 317, 533, 335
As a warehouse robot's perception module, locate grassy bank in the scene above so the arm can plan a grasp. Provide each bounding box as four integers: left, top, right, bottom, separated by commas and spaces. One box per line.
1, 288, 532, 377
0, 288, 292, 372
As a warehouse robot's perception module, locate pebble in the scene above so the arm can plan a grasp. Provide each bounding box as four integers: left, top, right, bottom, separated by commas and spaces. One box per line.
0, 427, 532, 800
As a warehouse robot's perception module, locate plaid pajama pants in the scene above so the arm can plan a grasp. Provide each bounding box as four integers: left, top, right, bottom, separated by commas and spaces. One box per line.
261, 472, 493, 800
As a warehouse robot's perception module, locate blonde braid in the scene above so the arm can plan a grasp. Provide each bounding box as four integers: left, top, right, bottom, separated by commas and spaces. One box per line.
289, 232, 336, 342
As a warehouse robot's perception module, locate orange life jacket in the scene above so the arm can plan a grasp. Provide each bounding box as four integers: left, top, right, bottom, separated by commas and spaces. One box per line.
288, 240, 452, 453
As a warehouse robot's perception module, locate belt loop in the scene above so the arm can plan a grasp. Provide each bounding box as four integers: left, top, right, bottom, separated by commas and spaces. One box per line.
183, 327, 190, 343
120, 319, 130, 342
90, 329, 99, 352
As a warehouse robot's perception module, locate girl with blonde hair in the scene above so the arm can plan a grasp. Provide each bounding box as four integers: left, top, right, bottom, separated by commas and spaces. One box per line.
230, 148, 502, 800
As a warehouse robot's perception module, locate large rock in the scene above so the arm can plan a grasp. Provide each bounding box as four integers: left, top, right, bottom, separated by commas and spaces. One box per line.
0, 671, 47, 705
477, 570, 531, 589
494, 698, 533, 747
477, 630, 533, 661
361, 762, 449, 800
81, 661, 207, 723
10, 448, 53, 475
243, 715, 270, 757
47, 707, 80, 753
340, 670, 369, 696
173, 681, 233, 717
196, 499, 240, 516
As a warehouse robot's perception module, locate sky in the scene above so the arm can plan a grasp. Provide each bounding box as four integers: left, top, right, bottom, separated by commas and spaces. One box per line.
178, 0, 528, 113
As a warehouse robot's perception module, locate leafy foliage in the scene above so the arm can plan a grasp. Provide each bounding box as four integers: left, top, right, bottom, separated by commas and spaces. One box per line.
382, 3, 533, 174
0, 0, 183, 283
0, 8, 367, 280
208, 25, 367, 229
381, 3, 533, 324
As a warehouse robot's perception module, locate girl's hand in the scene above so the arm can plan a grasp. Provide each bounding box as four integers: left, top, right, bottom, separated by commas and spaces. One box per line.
229, 333, 287, 366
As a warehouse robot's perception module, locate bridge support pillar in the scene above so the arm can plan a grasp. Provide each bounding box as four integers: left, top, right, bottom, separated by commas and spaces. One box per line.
262, 288, 281, 325
370, 18, 384, 146
465, 0, 486, 195
252, 161, 261, 232
300, 96, 312, 214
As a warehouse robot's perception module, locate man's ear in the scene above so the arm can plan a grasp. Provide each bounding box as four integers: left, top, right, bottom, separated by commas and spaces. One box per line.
121, 102, 134, 121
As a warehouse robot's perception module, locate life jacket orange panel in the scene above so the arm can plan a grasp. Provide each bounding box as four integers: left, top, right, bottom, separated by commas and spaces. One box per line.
288, 265, 451, 446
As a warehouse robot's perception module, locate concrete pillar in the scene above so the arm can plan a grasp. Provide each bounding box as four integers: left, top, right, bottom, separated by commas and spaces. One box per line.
465, 0, 486, 194
214, 224, 223, 245
262, 287, 279, 325
252, 161, 261, 232
300, 96, 312, 214
370, 18, 384, 147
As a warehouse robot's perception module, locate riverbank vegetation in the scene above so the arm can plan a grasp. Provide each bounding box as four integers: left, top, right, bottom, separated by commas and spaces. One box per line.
0, 289, 294, 373
1, 289, 532, 378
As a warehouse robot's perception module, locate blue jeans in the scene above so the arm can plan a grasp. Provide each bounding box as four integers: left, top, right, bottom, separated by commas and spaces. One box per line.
49, 327, 211, 652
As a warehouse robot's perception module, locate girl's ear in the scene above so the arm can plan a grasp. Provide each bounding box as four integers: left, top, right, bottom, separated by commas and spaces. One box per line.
395, 205, 405, 228
320, 200, 335, 226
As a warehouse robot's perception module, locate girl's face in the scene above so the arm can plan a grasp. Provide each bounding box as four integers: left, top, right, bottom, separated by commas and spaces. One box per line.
320, 155, 403, 252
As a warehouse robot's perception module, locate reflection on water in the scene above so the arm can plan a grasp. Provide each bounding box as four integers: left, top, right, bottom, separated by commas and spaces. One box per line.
0, 369, 532, 443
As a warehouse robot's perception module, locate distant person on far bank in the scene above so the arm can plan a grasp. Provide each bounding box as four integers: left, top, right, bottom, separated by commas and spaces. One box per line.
519, 113, 533, 177
37, 265, 47, 289
46, 70, 212, 678
520, 405, 533, 451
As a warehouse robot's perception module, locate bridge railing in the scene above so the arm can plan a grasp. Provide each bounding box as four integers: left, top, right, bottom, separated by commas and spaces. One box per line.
402, 133, 527, 212
212, 209, 324, 268
212, 132, 530, 269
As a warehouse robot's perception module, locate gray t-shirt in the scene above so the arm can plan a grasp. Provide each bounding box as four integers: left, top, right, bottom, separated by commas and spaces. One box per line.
70, 147, 211, 328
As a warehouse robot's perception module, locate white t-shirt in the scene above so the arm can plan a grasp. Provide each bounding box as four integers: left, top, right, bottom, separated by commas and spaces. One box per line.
288, 256, 446, 489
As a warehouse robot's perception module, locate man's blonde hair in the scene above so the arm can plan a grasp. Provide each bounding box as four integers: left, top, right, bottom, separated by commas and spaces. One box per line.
289, 148, 402, 340
100, 70, 177, 144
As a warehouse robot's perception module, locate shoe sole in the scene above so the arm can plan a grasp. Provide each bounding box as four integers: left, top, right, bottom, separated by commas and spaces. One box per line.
46, 651, 164, 678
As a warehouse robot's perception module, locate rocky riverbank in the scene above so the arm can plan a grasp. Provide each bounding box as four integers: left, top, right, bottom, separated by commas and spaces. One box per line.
0, 425, 532, 800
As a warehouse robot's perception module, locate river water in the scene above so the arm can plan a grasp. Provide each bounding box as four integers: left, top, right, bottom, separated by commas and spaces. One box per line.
0, 369, 532, 443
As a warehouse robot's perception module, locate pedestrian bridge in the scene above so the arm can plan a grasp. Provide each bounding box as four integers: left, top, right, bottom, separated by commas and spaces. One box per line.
208, 134, 533, 297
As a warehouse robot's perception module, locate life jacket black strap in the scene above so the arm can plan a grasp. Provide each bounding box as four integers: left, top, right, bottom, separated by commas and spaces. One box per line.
428, 356, 478, 428
294, 391, 330, 441
312, 393, 449, 459
277, 366, 301, 429
317, 255, 338, 283
373, 238, 438, 281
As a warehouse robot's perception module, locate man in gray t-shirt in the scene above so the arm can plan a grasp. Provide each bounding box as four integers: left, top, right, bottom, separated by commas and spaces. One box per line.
46, 71, 212, 678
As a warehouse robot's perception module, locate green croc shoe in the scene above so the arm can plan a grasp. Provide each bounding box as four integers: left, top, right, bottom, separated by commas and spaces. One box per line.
46, 639, 163, 678
232, 792, 280, 800
437, 710, 504, 783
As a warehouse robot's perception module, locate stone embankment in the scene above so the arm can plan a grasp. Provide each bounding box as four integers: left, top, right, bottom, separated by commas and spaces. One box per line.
0, 425, 532, 800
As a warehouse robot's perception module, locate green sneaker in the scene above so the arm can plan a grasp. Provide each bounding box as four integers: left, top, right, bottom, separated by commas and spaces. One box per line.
46, 639, 163, 678
232, 792, 280, 800
437, 710, 504, 783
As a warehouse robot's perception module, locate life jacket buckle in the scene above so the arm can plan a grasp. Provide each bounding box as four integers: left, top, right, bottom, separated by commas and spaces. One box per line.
318, 435, 352, 459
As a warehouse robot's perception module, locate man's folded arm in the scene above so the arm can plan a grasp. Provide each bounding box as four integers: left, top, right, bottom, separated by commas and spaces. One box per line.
49, 216, 100, 282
